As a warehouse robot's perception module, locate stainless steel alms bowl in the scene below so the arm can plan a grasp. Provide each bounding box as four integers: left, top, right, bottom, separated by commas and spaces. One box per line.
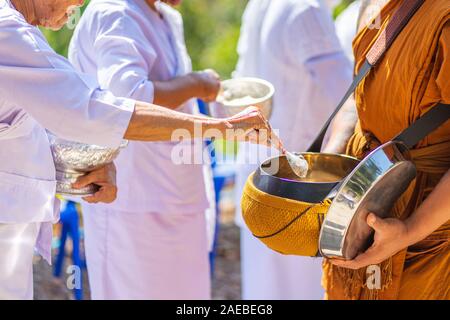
208, 77, 275, 119
48, 133, 128, 196
253, 153, 360, 204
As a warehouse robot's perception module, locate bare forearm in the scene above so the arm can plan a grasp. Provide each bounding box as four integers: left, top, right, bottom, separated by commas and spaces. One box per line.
152, 74, 200, 109
124, 101, 226, 141
322, 96, 358, 154
405, 169, 450, 244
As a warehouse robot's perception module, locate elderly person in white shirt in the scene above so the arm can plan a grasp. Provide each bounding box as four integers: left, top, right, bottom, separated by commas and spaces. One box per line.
0, 0, 269, 300
69, 0, 224, 299
234, 0, 353, 300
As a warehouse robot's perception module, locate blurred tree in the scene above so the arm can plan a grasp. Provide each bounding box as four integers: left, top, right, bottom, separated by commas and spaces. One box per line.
179, 0, 248, 78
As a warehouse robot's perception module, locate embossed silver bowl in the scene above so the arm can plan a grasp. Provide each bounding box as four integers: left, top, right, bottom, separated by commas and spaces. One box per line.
208, 77, 274, 119
48, 133, 128, 196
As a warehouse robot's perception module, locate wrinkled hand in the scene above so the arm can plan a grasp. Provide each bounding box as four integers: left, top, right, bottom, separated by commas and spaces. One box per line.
192, 69, 221, 102
224, 106, 281, 148
72, 162, 118, 204
329, 213, 412, 270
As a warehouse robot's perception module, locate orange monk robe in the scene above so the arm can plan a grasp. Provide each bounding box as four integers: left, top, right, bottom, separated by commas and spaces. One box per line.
322, 0, 450, 300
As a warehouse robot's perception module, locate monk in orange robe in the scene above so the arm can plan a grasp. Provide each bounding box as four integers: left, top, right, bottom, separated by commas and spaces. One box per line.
321, 0, 450, 300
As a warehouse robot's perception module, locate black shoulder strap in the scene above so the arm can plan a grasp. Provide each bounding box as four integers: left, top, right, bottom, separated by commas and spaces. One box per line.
394, 103, 450, 148
308, 0, 426, 152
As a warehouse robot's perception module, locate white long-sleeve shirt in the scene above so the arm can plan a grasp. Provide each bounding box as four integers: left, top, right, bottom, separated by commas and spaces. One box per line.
69, 0, 212, 214
0, 0, 134, 231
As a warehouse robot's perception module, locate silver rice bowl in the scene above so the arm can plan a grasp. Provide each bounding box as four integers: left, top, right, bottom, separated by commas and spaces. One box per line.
48, 133, 128, 196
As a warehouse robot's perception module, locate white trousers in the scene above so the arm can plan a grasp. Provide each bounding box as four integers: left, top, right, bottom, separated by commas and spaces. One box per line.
82, 206, 211, 300
0, 222, 40, 300
241, 226, 324, 300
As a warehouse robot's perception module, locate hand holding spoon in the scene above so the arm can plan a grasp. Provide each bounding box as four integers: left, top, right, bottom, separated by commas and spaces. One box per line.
225, 106, 309, 178
253, 114, 309, 178
270, 131, 309, 178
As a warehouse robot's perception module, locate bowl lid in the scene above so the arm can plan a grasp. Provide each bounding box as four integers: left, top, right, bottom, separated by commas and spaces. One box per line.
319, 141, 417, 259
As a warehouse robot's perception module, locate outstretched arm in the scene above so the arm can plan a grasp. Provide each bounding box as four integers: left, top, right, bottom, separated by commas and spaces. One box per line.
124, 102, 271, 143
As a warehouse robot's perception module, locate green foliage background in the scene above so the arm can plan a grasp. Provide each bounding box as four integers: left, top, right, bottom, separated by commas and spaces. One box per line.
43, 0, 354, 79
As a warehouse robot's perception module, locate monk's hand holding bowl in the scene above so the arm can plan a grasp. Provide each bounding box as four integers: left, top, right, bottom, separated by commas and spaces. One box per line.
329, 168, 450, 270
330, 213, 414, 270
72, 162, 118, 204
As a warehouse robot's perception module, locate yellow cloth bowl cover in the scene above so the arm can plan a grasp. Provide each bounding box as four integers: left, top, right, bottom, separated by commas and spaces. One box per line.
241, 173, 331, 256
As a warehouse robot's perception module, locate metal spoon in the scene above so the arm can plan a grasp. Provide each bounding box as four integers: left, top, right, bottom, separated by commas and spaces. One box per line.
284, 150, 309, 178
265, 125, 309, 179
226, 106, 309, 178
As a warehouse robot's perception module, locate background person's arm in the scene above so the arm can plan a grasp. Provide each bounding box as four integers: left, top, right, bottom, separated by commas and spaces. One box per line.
124, 102, 270, 142
152, 69, 221, 109
321, 97, 359, 154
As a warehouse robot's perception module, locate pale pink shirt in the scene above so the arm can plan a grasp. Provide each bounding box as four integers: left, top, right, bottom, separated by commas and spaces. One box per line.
69, 0, 211, 214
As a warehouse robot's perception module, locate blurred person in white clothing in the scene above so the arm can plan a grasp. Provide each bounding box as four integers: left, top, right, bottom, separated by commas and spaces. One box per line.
234, 0, 353, 300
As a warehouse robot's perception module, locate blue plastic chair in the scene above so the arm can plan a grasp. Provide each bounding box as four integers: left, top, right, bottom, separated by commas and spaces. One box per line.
53, 200, 84, 300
